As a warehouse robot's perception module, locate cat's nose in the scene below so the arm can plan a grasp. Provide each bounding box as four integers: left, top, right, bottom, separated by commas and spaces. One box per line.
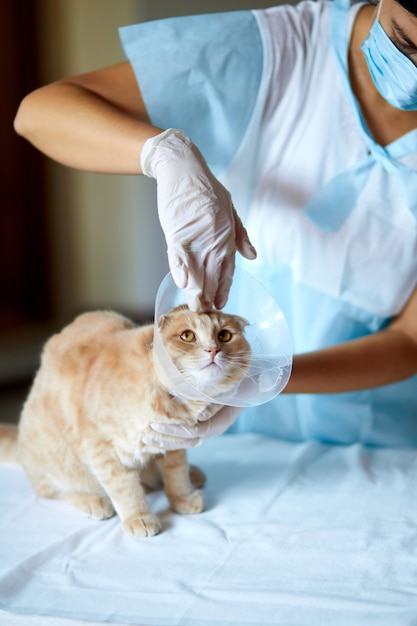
205, 346, 219, 359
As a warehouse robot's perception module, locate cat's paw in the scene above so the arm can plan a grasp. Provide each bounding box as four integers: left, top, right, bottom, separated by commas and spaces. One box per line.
189, 464, 206, 489
64, 493, 115, 520
122, 514, 161, 537
88, 496, 116, 520
170, 489, 204, 515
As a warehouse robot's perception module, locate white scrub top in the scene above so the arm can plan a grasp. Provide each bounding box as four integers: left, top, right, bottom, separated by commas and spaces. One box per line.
119, 1, 417, 447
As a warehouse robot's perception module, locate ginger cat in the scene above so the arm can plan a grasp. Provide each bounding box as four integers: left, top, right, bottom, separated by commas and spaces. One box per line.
0, 306, 250, 537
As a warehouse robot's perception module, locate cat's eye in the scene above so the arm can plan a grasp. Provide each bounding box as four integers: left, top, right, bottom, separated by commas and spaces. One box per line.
218, 329, 232, 343
180, 330, 196, 343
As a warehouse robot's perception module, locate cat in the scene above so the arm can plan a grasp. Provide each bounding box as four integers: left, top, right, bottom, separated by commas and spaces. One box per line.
0, 305, 250, 537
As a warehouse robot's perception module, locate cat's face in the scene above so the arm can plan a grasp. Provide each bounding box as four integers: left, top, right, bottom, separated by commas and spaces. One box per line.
158, 305, 251, 395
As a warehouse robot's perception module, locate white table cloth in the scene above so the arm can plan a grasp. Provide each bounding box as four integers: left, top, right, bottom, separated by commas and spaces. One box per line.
1, 433, 417, 625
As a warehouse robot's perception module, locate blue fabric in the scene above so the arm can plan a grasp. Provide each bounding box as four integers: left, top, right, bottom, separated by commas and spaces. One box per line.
119, 11, 263, 176
361, 9, 417, 111
232, 263, 417, 447
120, 1, 417, 447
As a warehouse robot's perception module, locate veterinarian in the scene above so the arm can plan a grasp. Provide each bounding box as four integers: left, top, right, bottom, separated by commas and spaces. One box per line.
14, 0, 417, 448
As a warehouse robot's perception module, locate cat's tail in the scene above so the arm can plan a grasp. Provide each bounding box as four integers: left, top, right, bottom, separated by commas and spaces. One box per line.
0, 424, 20, 464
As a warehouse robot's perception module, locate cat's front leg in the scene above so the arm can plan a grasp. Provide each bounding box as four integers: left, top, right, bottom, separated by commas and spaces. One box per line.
157, 449, 204, 515
91, 452, 161, 537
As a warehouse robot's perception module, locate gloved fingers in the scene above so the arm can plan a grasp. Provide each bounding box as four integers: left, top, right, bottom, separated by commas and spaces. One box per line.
149, 406, 241, 440
167, 249, 188, 289
142, 432, 202, 451
146, 129, 256, 311
167, 248, 213, 312
214, 254, 235, 310
200, 405, 242, 436
184, 255, 215, 313
197, 404, 224, 422
150, 421, 201, 438
143, 421, 203, 451
233, 208, 257, 260
202, 260, 221, 312
185, 277, 207, 312
184, 209, 255, 311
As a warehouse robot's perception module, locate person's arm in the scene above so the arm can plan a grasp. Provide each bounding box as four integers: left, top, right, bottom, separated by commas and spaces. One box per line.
285, 284, 417, 394
14, 62, 161, 173
14, 61, 256, 311
144, 286, 417, 450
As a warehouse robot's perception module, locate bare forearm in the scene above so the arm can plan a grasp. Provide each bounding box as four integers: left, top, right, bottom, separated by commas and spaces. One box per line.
285, 328, 417, 394
14, 63, 162, 174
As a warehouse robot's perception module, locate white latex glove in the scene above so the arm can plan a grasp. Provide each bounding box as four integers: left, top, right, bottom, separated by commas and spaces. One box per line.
141, 128, 257, 311
141, 406, 242, 451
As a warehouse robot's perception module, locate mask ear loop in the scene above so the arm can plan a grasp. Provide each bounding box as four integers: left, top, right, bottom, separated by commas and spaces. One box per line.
376, 0, 384, 23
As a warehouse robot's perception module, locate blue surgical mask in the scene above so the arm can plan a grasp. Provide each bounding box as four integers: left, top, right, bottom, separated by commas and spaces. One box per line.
361, 0, 417, 110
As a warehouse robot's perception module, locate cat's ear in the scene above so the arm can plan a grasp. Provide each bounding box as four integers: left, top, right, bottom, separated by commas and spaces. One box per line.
157, 304, 189, 331
233, 316, 250, 331
157, 313, 172, 331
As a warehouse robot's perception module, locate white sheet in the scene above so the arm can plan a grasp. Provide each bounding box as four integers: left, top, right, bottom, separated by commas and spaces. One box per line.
0, 610, 123, 626
1, 433, 417, 626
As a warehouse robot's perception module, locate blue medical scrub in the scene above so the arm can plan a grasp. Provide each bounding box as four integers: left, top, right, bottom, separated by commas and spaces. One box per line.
119, 1, 417, 447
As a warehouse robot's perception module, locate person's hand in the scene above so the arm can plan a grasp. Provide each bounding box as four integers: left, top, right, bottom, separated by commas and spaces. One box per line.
141, 128, 256, 312
141, 406, 242, 451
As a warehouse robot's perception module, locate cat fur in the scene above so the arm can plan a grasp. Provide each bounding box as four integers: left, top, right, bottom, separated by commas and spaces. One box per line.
0, 307, 249, 537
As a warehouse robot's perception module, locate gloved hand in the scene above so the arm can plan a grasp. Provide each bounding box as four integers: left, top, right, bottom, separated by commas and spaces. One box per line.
141, 406, 242, 451
141, 128, 257, 312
